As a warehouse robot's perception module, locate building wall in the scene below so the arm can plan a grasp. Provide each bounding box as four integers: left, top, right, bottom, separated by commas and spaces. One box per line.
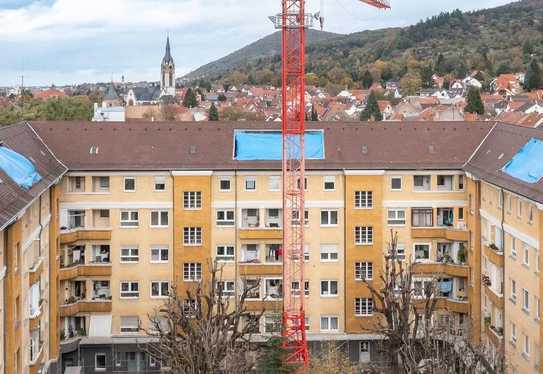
0, 229, 5, 374
5, 220, 22, 374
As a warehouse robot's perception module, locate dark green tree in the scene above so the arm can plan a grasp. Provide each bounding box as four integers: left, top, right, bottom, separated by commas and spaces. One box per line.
435, 53, 447, 75
443, 78, 450, 90
182, 88, 198, 108
208, 103, 219, 121
256, 338, 296, 374
218, 93, 227, 102
525, 59, 542, 91
362, 70, 374, 89
360, 91, 383, 121
420, 65, 434, 88
496, 62, 511, 76
465, 88, 484, 115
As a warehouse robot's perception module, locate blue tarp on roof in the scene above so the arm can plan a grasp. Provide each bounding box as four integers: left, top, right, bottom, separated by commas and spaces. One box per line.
502, 138, 543, 184
0, 146, 42, 189
234, 131, 325, 161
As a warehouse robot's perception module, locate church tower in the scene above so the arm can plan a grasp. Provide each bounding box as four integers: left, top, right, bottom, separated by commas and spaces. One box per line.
160, 36, 176, 97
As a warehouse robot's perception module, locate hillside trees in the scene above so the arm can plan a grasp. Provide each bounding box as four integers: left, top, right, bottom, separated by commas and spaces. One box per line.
400, 72, 422, 96
525, 59, 542, 91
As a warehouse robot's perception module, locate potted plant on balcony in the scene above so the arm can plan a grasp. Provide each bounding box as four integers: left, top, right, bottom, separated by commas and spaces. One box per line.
457, 246, 467, 264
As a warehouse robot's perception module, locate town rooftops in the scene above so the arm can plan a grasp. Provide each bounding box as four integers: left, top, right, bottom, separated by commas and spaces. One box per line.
0, 123, 67, 230
30, 121, 493, 172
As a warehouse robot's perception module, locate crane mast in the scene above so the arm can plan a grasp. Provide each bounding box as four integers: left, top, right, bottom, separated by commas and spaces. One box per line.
274, 0, 390, 370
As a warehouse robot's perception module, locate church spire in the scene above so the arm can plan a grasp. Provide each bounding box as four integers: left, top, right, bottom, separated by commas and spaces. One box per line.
162, 35, 174, 66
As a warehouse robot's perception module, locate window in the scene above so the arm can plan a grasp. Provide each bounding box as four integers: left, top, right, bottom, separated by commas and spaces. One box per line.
216, 245, 235, 262
120, 247, 139, 262
320, 316, 338, 331
97, 176, 110, 192
529, 206, 534, 224
437, 175, 453, 191
355, 298, 373, 316
390, 243, 406, 260
151, 247, 169, 263
536, 297, 541, 319
458, 207, 464, 221
296, 177, 307, 191
219, 178, 231, 191
183, 263, 202, 281
124, 177, 136, 192
268, 176, 281, 191
320, 245, 339, 262
265, 244, 282, 263
99, 209, 109, 219
242, 279, 261, 299
217, 281, 235, 296
320, 210, 338, 226
216, 209, 235, 226
458, 175, 464, 190
412, 208, 433, 227
292, 209, 309, 226
517, 199, 523, 219
291, 281, 310, 296
511, 322, 517, 343
355, 262, 373, 280
355, 226, 373, 245
414, 244, 430, 261
95, 353, 107, 371
524, 335, 531, 356
183, 227, 202, 245
151, 281, 169, 298
151, 211, 169, 227
523, 243, 530, 267
264, 315, 282, 333
120, 210, 139, 227
355, 191, 373, 208
120, 316, 140, 333
387, 209, 406, 225
120, 282, 139, 298
265, 279, 283, 299
511, 279, 517, 302
68, 176, 85, 192
242, 208, 260, 228
183, 192, 202, 209
68, 209, 85, 229
523, 289, 530, 312
320, 280, 338, 297
413, 175, 431, 191
390, 177, 402, 191
323, 176, 336, 191
511, 237, 518, 258
245, 177, 256, 191
241, 244, 259, 262
305, 316, 310, 331
154, 176, 166, 191
266, 208, 282, 228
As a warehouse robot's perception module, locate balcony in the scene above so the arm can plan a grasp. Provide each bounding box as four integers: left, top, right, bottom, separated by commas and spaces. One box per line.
28, 258, 43, 286
412, 262, 469, 278
414, 297, 469, 313
59, 263, 112, 281
484, 284, 504, 309
245, 300, 282, 312
239, 229, 282, 240
411, 227, 468, 241
485, 321, 504, 347
60, 299, 112, 317
239, 264, 282, 276
483, 243, 504, 267
60, 229, 111, 245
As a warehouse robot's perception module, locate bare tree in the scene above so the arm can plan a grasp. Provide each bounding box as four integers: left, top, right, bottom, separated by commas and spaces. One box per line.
142, 262, 263, 373
364, 230, 504, 374
310, 342, 360, 374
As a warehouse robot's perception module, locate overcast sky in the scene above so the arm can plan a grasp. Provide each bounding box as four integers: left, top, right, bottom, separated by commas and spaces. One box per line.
0, 0, 513, 87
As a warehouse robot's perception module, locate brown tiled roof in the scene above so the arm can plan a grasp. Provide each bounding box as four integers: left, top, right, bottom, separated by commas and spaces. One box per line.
0, 123, 67, 230
465, 123, 543, 204
30, 121, 493, 172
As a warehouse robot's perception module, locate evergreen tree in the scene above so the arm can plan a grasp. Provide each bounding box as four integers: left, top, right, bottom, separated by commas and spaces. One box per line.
362, 70, 374, 89
360, 91, 383, 121
208, 103, 219, 121
310, 104, 319, 121
256, 338, 296, 374
182, 88, 198, 108
525, 59, 542, 91
465, 87, 484, 115
496, 62, 511, 76
420, 65, 434, 88
443, 78, 450, 90
435, 53, 446, 75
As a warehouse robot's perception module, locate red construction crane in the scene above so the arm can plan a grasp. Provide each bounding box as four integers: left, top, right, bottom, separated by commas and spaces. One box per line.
272, 0, 390, 371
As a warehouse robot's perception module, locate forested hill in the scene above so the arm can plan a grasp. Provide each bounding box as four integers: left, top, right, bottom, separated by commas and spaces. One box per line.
183, 0, 543, 92
182, 29, 341, 81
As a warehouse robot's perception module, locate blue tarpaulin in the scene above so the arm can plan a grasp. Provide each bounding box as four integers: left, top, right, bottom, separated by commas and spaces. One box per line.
440, 280, 453, 294
502, 138, 543, 184
0, 146, 42, 189
234, 131, 325, 161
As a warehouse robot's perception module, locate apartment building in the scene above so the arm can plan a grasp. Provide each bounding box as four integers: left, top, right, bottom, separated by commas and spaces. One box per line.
1, 120, 541, 373
465, 124, 543, 373
0, 123, 66, 374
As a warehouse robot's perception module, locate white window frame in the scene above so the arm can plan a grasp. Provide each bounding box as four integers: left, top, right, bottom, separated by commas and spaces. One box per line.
323, 176, 336, 191
387, 208, 406, 225
183, 263, 202, 282
511, 279, 517, 302
120, 210, 139, 228
523, 288, 530, 312
120, 281, 139, 299
413, 175, 431, 191
355, 298, 374, 316
355, 191, 373, 209
524, 334, 531, 356
95, 353, 107, 371
219, 177, 231, 192
151, 247, 169, 263
437, 175, 453, 191
320, 280, 338, 297
154, 176, 166, 192
268, 175, 281, 192
120, 247, 139, 263
320, 316, 339, 332
120, 316, 140, 333
216, 281, 235, 297
245, 177, 257, 191
183, 227, 202, 246
355, 226, 373, 245
458, 175, 465, 190
414, 243, 431, 262
523, 242, 530, 267
216, 209, 235, 226
183, 191, 202, 210
320, 209, 338, 226
216, 245, 235, 262
390, 176, 402, 191
150, 210, 169, 228
511, 322, 517, 343
151, 281, 170, 299
355, 262, 373, 281
517, 199, 523, 219
320, 244, 339, 262
511, 237, 517, 258
124, 177, 136, 192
